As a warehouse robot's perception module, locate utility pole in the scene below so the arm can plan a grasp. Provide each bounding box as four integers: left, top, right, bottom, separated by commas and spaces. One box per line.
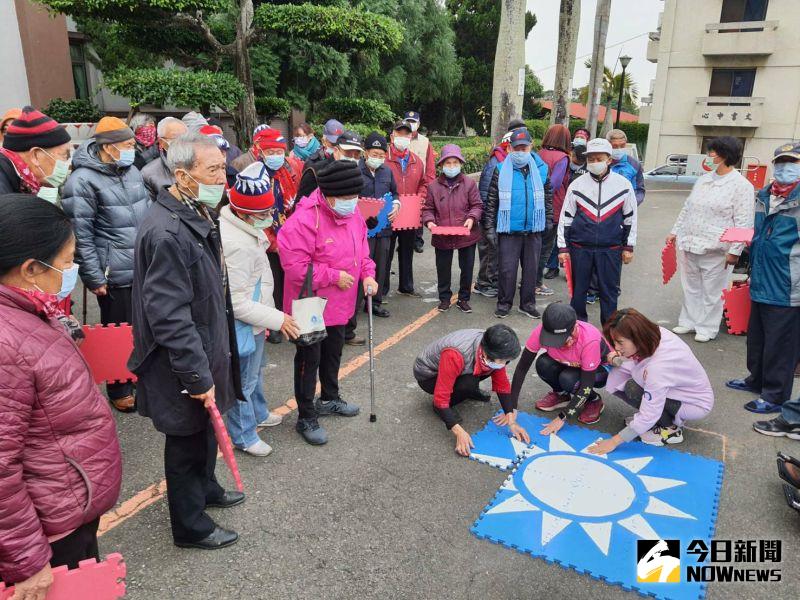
615, 55, 632, 128
586, 0, 612, 137
551, 0, 581, 127
491, 0, 526, 141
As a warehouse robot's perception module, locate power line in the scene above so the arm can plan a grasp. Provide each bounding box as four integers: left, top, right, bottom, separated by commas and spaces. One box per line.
532, 31, 650, 73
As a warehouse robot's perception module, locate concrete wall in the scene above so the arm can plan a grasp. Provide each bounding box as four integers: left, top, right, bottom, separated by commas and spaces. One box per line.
0, 1, 32, 109
644, 0, 800, 174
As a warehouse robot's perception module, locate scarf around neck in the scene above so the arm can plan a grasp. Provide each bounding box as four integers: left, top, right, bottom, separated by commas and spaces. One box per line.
292, 136, 321, 161
497, 153, 545, 234
0, 147, 40, 193
770, 180, 800, 199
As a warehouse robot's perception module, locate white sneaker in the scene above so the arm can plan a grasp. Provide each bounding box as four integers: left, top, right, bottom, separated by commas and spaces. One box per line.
639, 428, 665, 446
660, 425, 684, 445
694, 333, 714, 343
242, 439, 273, 457
672, 326, 694, 335
258, 412, 283, 427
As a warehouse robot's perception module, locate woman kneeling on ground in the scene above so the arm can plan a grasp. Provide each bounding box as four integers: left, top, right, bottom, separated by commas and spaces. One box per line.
508, 303, 610, 436
585, 308, 715, 455
414, 324, 526, 456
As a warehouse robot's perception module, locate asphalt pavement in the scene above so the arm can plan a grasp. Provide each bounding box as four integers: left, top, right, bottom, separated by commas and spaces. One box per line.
83, 189, 799, 599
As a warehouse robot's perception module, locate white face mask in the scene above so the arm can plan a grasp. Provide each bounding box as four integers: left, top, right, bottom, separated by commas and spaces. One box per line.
409, 122, 419, 133
393, 136, 411, 152
587, 161, 608, 176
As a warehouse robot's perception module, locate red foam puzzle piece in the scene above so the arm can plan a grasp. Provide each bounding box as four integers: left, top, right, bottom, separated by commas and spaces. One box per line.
563, 254, 574, 298
80, 324, 137, 385
357, 197, 385, 219
208, 403, 244, 492
722, 281, 751, 335
392, 194, 422, 230
662, 241, 677, 285
430, 225, 471, 236
0, 553, 126, 600
719, 227, 754, 245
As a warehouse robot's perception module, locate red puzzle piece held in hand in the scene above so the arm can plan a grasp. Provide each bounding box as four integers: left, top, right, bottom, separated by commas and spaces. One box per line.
0, 553, 126, 600
357, 197, 385, 219
430, 225, 470, 236
662, 241, 677, 285
719, 227, 754, 245
563, 254, 574, 298
208, 402, 244, 492
722, 281, 751, 335
392, 194, 422, 230
80, 324, 137, 385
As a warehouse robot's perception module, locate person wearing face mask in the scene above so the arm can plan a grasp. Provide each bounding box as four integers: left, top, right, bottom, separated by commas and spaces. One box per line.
421, 144, 483, 313
0, 195, 122, 596
484, 128, 554, 319
667, 137, 753, 344
572, 127, 590, 148
413, 325, 525, 457
279, 160, 378, 445
558, 138, 637, 325
289, 122, 321, 165
128, 132, 245, 550
220, 162, 300, 457
62, 116, 149, 413
403, 110, 436, 253
296, 119, 345, 199
585, 308, 714, 454
385, 120, 429, 298
728, 142, 800, 426
130, 112, 160, 169
607, 129, 645, 205
0, 106, 72, 202
141, 117, 188, 202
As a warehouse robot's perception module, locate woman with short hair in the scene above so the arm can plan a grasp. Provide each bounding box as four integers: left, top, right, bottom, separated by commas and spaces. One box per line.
290, 123, 321, 165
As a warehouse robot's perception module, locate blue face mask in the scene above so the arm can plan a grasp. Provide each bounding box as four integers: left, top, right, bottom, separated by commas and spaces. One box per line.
332, 197, 358, 217
264, 155, 285, 171
510, 151, 529, 167
443, 165, 461, 178
38, 261, 79, 299
113, 145, 136, 168
774, 162, 800, 185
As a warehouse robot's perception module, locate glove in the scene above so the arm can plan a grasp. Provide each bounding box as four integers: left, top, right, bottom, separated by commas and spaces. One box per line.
366, 216, 378, 229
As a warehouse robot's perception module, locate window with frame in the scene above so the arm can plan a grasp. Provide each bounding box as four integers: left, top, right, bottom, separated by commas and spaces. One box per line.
709, 69, 756, 103
70, 41, 90, 100
719, 0, 769, 31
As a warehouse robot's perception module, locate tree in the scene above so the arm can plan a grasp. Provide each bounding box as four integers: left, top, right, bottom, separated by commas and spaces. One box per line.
523, 67, 545, 119
577, 61, 639, 114
586, 0, 611, 136
491, 0, 526, 140
551, 0, 580, 127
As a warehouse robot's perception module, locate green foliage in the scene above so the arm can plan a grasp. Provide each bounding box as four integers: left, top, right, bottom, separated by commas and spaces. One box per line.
525, 118, 649, 157
37, 0, 225, 19
44, 98, 102, 123
255, 97, 291, 120
577, 61, 639, 114
104, 69, 244, 111
430, 137, 492, 173
250, 45, 281, 98
316, 97, 396, 128
523, 67, 545, 119
255, 3, 403, 53
306, 122, 380, 141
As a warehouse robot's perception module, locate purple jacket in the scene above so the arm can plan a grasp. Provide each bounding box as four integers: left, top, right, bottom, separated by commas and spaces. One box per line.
0, 286, 122, 584
278, 188, 376, 326
422, 173, 483, 250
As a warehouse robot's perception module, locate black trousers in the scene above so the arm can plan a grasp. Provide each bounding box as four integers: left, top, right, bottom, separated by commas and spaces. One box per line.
346, 236, 391, 339
417, 373, 489, 405
745, 301, 800, 405
535, 353, 608, 394
435, 244, 477, 302
388, 230, 416, 293
476, 224, 498, 289
497, 233, 542, 312
267, 252, 285, 311
50, 517, 100, 572
293, 325, 346, 420
618, 380, 681, 428
569, 246, 622, 324
97, 286, 134, 400
164, 425, 225, 543
536, 226, 558, 287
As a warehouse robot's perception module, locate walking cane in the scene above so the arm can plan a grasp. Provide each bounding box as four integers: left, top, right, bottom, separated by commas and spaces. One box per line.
82, 284, 88, 324
366, 286, 377, 423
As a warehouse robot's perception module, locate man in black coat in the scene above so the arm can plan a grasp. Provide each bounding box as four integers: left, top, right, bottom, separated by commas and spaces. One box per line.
128, 132, 244, 551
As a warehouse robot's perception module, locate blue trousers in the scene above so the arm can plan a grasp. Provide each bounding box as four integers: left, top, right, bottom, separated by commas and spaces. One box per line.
569, 246, 622, 324
226, 331, 269, 448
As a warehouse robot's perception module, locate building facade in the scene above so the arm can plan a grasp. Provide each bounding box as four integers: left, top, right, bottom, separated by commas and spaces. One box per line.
642, 0, 800, 175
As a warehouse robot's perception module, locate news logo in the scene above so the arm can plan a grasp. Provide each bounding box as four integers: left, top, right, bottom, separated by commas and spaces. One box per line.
636, 539, 681, 583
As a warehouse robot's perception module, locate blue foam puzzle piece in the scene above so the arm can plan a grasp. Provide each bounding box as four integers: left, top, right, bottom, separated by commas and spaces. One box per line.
367, 194, 391, 238
470, 414, 724, 600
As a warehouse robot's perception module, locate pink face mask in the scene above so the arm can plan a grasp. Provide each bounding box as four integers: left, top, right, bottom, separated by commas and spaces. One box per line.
135, 124, 157, 148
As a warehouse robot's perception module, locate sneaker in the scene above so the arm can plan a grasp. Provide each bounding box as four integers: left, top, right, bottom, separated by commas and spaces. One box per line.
296, 418, 328, 445
672, 326, 694, 335
726, 378, 759, 393
345, 336, 366, 346
494, 308, 510, 319
456, 300, 472, 313
397, 289, 422, 298
240, 439, 273, 457
258, 412, 283, 427
660, 425, 684, 445
535, 391, 570, 412
639, 427, 665, 446
754, 417, 800, 439
315, 396, 360, 417
517, 305, 541, 319
474, 285, 498, 298
536, 285, 555, 296
586, 294, 597, 305
544, 268, 559, 280
744, 398, 782, 414
437, 300, 451, 312
694, 333, 714, 343
578, 398, 604, 424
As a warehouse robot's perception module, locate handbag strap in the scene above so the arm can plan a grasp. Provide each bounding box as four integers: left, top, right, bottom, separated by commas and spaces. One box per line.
299, 264, 314, 299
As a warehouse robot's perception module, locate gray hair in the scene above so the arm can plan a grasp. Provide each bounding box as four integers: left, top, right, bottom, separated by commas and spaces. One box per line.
606, 129, 628, 142
157, 116, 186, 138
166, 132, 220, 173
129, 112, 155, 130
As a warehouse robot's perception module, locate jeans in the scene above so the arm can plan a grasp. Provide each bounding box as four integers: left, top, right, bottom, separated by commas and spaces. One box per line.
226, 331, 268, 448
545, 241, 559, 270
435, 244, 477, 302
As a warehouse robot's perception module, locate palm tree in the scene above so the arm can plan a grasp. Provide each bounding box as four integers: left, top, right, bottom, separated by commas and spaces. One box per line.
578, 60, 639, 112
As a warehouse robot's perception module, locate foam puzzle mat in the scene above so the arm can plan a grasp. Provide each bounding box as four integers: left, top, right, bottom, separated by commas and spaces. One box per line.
469, 413, 724, 600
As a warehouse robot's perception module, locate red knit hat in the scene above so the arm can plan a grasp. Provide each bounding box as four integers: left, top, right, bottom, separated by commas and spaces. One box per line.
199, 124, 229, 151
228, 161, 275, 213
253, 128, 286, 151
2, 106, 71, 152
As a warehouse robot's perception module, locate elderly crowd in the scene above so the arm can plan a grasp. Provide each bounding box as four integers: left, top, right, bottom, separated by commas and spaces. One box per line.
2, 100, 800, 598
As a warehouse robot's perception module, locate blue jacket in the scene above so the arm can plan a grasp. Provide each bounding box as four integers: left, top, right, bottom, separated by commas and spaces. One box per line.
610, 154, 645, 205
750, 184, 800, 307
479, 148, 549, 204
484, 154, 553, 234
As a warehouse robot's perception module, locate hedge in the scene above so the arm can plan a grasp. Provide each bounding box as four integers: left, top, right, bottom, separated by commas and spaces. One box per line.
525, 118, 649, 158
44, 98, 102, 123
255, 97, 291, 120
316, 98, 396, 129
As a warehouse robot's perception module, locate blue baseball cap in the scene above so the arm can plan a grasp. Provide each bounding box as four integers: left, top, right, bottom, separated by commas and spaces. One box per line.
773, 141, 800, 162
509, 128, 533, 148
323, 119, 345, 144
403, 110, 421, 122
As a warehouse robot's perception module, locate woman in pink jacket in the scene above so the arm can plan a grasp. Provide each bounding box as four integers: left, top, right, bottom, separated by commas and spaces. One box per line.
0, 195, 122, 597
279, 161, 377, 445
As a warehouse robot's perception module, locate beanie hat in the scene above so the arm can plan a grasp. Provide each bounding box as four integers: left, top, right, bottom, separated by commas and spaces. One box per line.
2, 106, 71, 152
364, 132, 387, 152
253, 128, 286, 151
94, 116, 134, 145
182, 111, 208, 132
228, 161, 275, 213
253, 123, 270, 138
317, 160, 363, 198
199, 124, 230, 151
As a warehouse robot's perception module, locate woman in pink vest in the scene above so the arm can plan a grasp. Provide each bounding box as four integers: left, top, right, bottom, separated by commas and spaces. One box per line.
537, 125, 572, 292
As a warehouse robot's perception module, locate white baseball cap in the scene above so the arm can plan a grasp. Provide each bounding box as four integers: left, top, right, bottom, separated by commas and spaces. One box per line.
585, 138, 613, 156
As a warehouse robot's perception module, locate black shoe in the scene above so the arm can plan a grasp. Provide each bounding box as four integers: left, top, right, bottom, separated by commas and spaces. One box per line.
543, 268, 559, 280
473, 285, 498, 298
267, 330, 282, 344
174, 526, 239, 550
414, 240, 424, 253
494, 308, 509, 319
345, 336, 366, 346
753, 416, 800, 440
206, 491, 245, 509
518, 305, 541, 319
437, 300, 451, 312
372, 305, 390, 318
397, 289, 422, 298
456, 300, 472, 313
